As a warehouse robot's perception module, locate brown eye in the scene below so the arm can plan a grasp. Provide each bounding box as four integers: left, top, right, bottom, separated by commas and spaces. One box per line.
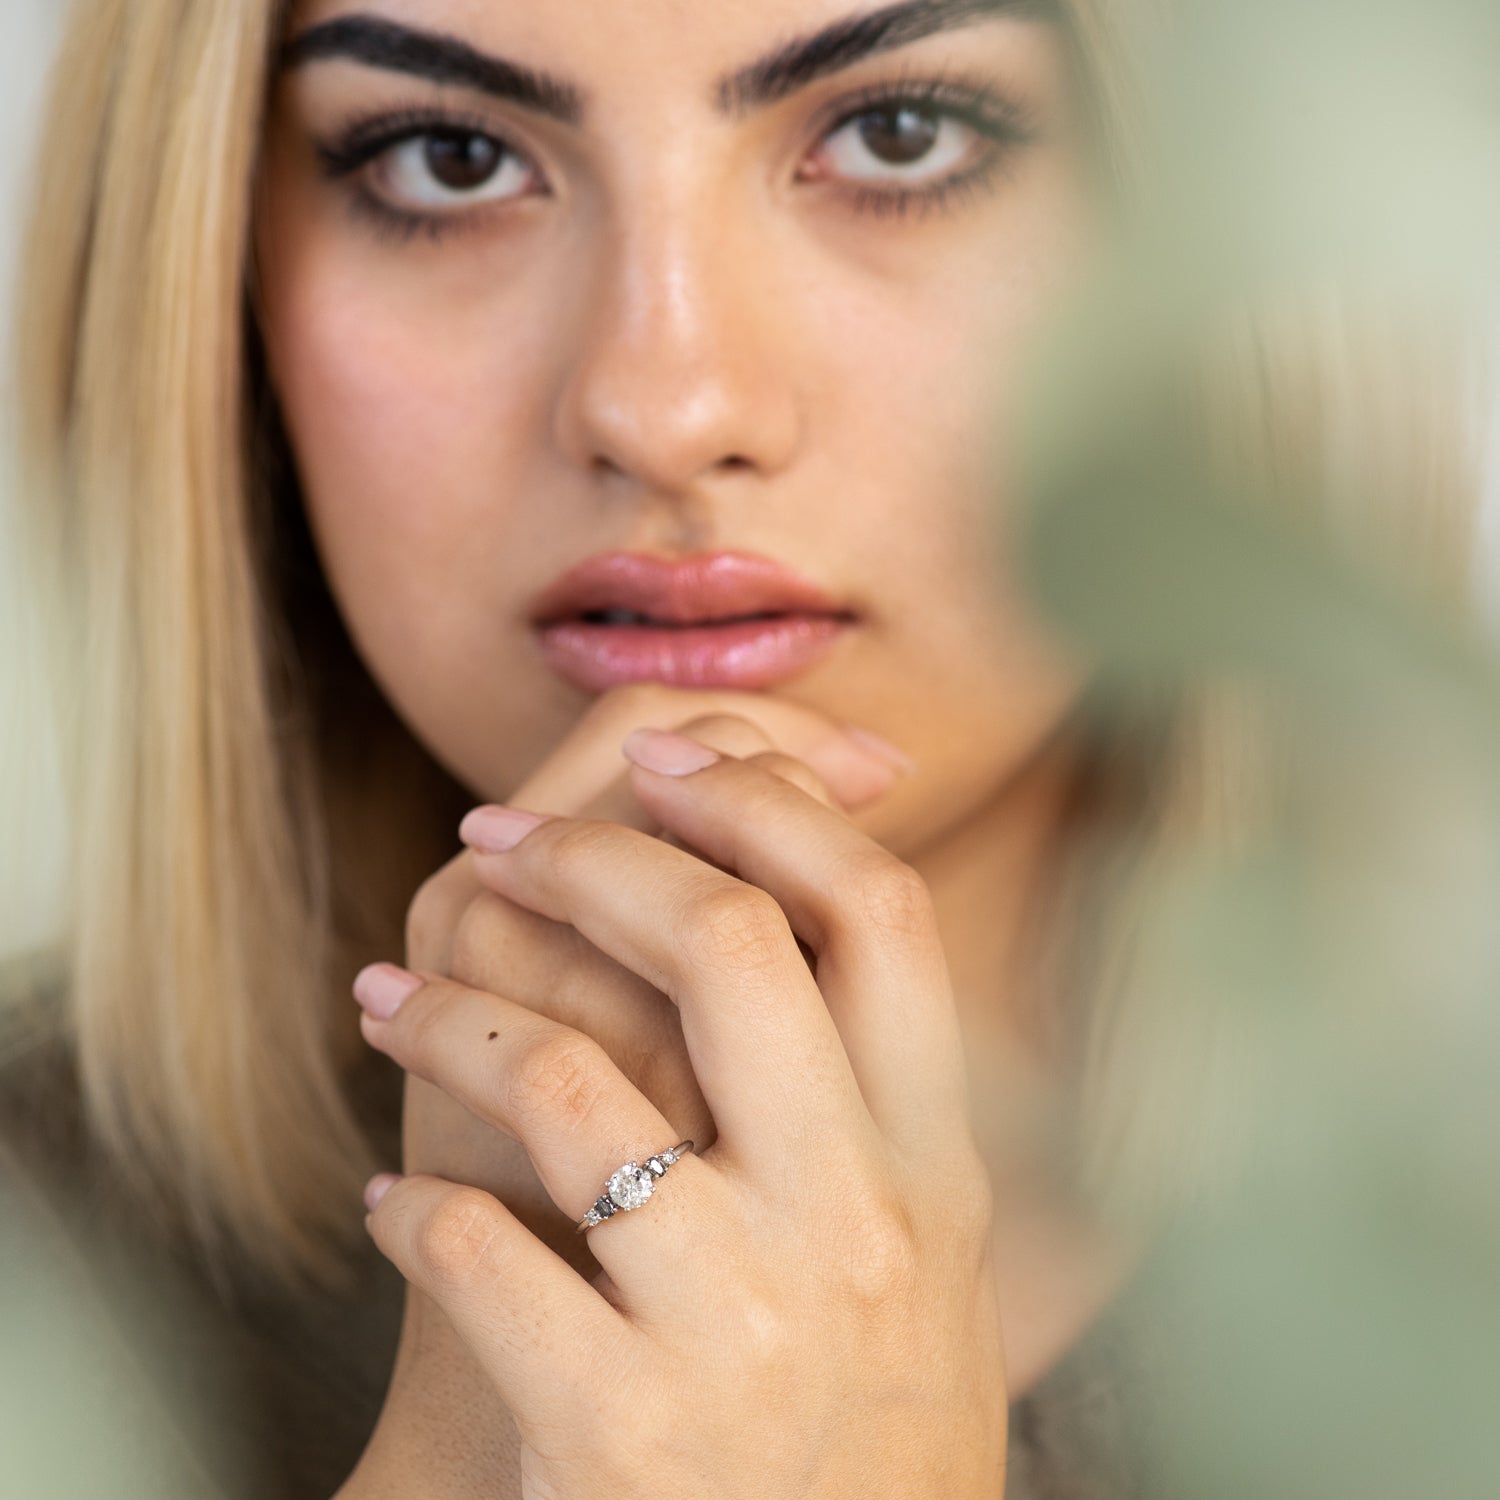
372, 130, 535, 210
817, 104, 976, 183
853, 107, 942, 167
423, 131, 505, 191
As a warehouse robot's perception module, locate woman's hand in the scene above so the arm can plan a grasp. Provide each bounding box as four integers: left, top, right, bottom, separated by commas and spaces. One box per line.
357, 731, 1008, 1499
396, 685, 906, 1262
339, 686, 911, 1498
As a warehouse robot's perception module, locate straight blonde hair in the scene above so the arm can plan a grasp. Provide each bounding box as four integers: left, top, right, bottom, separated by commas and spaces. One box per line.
10, 0, 467, 1295
7, 0, 1485, 1294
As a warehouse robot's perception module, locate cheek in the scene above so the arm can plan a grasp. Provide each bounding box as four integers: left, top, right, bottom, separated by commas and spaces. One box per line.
270, 277, 500, 574
786, 168, 1094, 847
821, 171, 1090, 632
254, 213, 570, 791
255, 203, 564, 691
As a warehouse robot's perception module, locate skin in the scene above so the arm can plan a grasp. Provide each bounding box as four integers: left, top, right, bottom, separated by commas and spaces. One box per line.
252, 1, 1141, 1493
363, 737, 1010, 1498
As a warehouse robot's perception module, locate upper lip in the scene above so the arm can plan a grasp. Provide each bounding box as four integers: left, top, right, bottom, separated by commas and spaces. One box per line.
529, 550, 852, 626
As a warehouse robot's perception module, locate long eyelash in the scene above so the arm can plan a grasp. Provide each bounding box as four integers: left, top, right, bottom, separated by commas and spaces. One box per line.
314, 107, 521, 245
314, 106, 509, 180
315, 68, 1039, 245
828, 70, 1041, 151
820, 66, 1041, 220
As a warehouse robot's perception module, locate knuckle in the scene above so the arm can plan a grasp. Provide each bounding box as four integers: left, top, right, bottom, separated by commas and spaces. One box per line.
904, 1149, 995, 1249
414, 1188, 509, 1286
680, 885, 790, 975
846, 851, 935, 939
404, 869, 464, 970
749, 752, 827, 803
945, 1153, 999, 1240
448, 893, 509, 988
674, 712, 771, 756
546, 818, 620, 881
505, 1030, 612, 1136
838, 1194, 923, 1308
396, 979, 448, 1053
732, 1287, 796, 1374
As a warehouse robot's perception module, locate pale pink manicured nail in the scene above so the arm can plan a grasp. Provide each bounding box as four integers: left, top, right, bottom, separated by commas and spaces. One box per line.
622, 728, 722, 776
459, 805, 548, 853
353, 962, 422, 1021
364, 1173, 400, 1211
844, 726, 917, 776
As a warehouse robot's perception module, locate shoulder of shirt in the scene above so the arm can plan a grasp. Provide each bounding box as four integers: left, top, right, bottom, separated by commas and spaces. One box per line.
0, 944, 69, 1048
0, 945, 76, 1097
0, 946, 87, 1215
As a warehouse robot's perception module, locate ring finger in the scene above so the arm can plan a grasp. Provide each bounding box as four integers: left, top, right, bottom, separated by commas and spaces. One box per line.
354, 963, 725, 1308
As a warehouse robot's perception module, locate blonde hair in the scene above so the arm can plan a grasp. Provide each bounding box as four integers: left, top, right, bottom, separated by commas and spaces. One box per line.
6, 0, 1486, 1293
11, 0, 469, 1295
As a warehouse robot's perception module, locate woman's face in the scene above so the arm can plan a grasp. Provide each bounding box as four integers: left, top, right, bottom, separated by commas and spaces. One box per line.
255, 0, 1094, 855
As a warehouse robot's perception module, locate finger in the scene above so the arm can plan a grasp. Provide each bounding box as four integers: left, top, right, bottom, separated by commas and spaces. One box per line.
621, 731, 969, 1159
651, 749, 837, 891
457, 812, 867, 1168
512, 684, 899, 821
580, 740, 842, 874
357, 964, 718, 1302
449, 887, 629, 1024
572, 711, 781, 830
737, 750, 839, 811
425, 688, 898, 976
405, 850, 482, 973
411, 718, 814, 993
573, 709, 887, 831
647, 749, 838, 879
666, 715, 882, 810
447, 891, 714, 1142
363, 1170, 638, 1427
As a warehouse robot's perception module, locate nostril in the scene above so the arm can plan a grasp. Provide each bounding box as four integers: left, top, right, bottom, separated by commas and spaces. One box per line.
591, 452, 750, 478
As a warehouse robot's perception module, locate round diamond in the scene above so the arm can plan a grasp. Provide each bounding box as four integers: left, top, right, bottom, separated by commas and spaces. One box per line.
607, 1162, 656, 1211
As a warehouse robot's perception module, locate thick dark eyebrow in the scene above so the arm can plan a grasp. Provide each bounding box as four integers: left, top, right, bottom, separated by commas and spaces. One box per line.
279, 17, 584, 125
279, 1, 1056, 125
718, 0, 1060, 115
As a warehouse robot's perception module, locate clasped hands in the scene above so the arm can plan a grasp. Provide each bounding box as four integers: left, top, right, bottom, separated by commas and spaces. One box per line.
347, 686, 1008, 1500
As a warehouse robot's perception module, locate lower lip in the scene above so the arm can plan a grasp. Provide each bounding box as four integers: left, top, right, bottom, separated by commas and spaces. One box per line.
536, 613, 852, 692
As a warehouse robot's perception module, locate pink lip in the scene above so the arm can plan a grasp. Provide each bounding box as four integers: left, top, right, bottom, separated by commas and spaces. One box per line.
530, 551, 856, 692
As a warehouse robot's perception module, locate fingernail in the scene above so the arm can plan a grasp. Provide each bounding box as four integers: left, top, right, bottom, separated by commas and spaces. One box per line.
364, 1172, 400, 1211
622, 727, 722, 776
353, 962, 422, 1021
844, 726, 917, 776
460, 805, 548, 853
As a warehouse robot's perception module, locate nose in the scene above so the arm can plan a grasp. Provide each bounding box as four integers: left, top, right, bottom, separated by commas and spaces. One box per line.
550, 182, 803, 496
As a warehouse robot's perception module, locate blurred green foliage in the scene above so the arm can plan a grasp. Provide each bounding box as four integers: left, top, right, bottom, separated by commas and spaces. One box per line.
0, 1184, 243, 1499
1012, 0, 1500, 1494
